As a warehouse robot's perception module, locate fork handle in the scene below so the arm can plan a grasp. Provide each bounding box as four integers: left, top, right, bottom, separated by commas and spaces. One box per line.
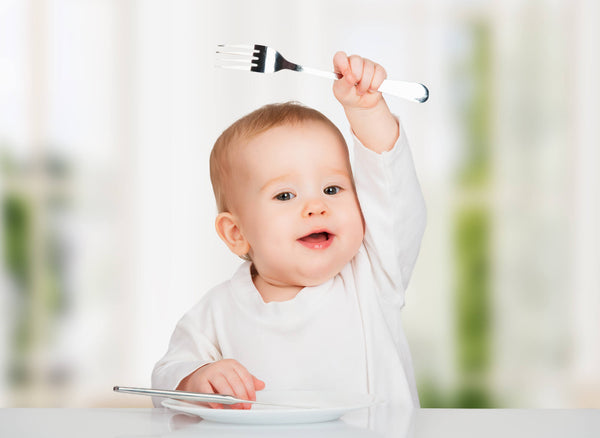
113, 386, 240, 405
300, 66, 428, 103
299, 66, 340, 80
378, 80, 429, 103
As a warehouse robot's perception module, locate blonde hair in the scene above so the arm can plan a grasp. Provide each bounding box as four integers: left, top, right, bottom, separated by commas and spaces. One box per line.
209, 101, 346, 213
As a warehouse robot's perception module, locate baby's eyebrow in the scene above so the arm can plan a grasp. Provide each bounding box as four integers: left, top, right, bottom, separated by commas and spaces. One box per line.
259, 169, 352, 193
259, 173, 295, 193
326, 169, 353, 180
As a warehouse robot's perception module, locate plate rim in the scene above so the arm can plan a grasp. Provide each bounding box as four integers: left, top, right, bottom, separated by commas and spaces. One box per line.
161, 390, 377, 424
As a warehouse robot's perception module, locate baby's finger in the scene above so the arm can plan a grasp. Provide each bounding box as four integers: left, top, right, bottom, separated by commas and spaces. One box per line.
253, 375, 266, 391
224, 369, 253, 410
357, 59, 375, 95
333, 51, 355, 85
348, 55, 365, 86
199, 379, 223, 410
209, 373, 239, 409
233, 366, 258, 409
369, 63, 387, 92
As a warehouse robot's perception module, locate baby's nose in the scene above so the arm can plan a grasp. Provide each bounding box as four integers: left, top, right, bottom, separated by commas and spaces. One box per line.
302, 199, 328, 217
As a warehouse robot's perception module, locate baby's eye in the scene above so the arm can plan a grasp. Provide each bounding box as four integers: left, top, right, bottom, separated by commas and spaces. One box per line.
324, 186, 341, 195
274, 192, 295, 201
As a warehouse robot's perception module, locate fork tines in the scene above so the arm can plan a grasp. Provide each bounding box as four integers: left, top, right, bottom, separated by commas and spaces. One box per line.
216, 44, 299, 74
215, 44, 259, 72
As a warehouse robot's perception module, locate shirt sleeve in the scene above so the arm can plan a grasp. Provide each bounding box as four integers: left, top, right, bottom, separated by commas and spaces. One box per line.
151, 303, 222, 406
352, 124, 426, 303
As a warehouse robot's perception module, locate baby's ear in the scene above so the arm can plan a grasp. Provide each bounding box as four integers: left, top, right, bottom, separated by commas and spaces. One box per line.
215, 212, 250, 257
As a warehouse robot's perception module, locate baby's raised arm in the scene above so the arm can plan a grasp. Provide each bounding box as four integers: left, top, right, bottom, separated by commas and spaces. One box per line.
333, 51, 426, 296
333, 51, 399, 154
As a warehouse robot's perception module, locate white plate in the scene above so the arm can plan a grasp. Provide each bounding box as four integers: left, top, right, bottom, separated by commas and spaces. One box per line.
161, 390, 377, 425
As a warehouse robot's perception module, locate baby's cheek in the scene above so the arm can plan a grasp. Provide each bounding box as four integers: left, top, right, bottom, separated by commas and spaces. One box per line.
347, 213, 366, 252
352, 207, 366, 234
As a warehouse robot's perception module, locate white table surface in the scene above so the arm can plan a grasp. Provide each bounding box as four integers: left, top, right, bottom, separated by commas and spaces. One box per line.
1, 407, 599, 438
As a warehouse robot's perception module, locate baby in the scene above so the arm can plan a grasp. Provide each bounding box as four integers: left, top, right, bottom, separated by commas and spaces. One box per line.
152, 52, 426, 411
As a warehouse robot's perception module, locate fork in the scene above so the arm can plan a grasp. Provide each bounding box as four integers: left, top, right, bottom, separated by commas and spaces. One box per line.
113, 386, 318, 409
215, 44, 429, 103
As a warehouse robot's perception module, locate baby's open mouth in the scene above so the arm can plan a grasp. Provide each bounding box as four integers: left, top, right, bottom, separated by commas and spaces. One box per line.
297, 231, 334, 249
299, 232, 330, 243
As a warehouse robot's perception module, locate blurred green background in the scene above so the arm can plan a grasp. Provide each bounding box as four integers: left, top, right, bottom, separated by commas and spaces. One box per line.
1, 0, 598, 408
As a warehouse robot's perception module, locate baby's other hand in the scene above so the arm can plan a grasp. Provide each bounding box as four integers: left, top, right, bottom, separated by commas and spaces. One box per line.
333, 51, 387, 109
176, 359, 266, 410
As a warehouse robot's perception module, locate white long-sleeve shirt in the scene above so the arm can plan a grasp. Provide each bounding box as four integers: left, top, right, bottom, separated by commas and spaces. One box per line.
152, 128, 426, 417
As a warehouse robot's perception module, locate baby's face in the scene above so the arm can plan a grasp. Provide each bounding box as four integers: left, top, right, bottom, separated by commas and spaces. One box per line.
229, 120, 364, 287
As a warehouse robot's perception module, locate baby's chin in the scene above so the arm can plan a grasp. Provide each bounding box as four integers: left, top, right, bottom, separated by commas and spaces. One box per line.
253, 248, 360, 289
293, 261, 351, 287
300, 273, 337, 288
254, 264, 341, 289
